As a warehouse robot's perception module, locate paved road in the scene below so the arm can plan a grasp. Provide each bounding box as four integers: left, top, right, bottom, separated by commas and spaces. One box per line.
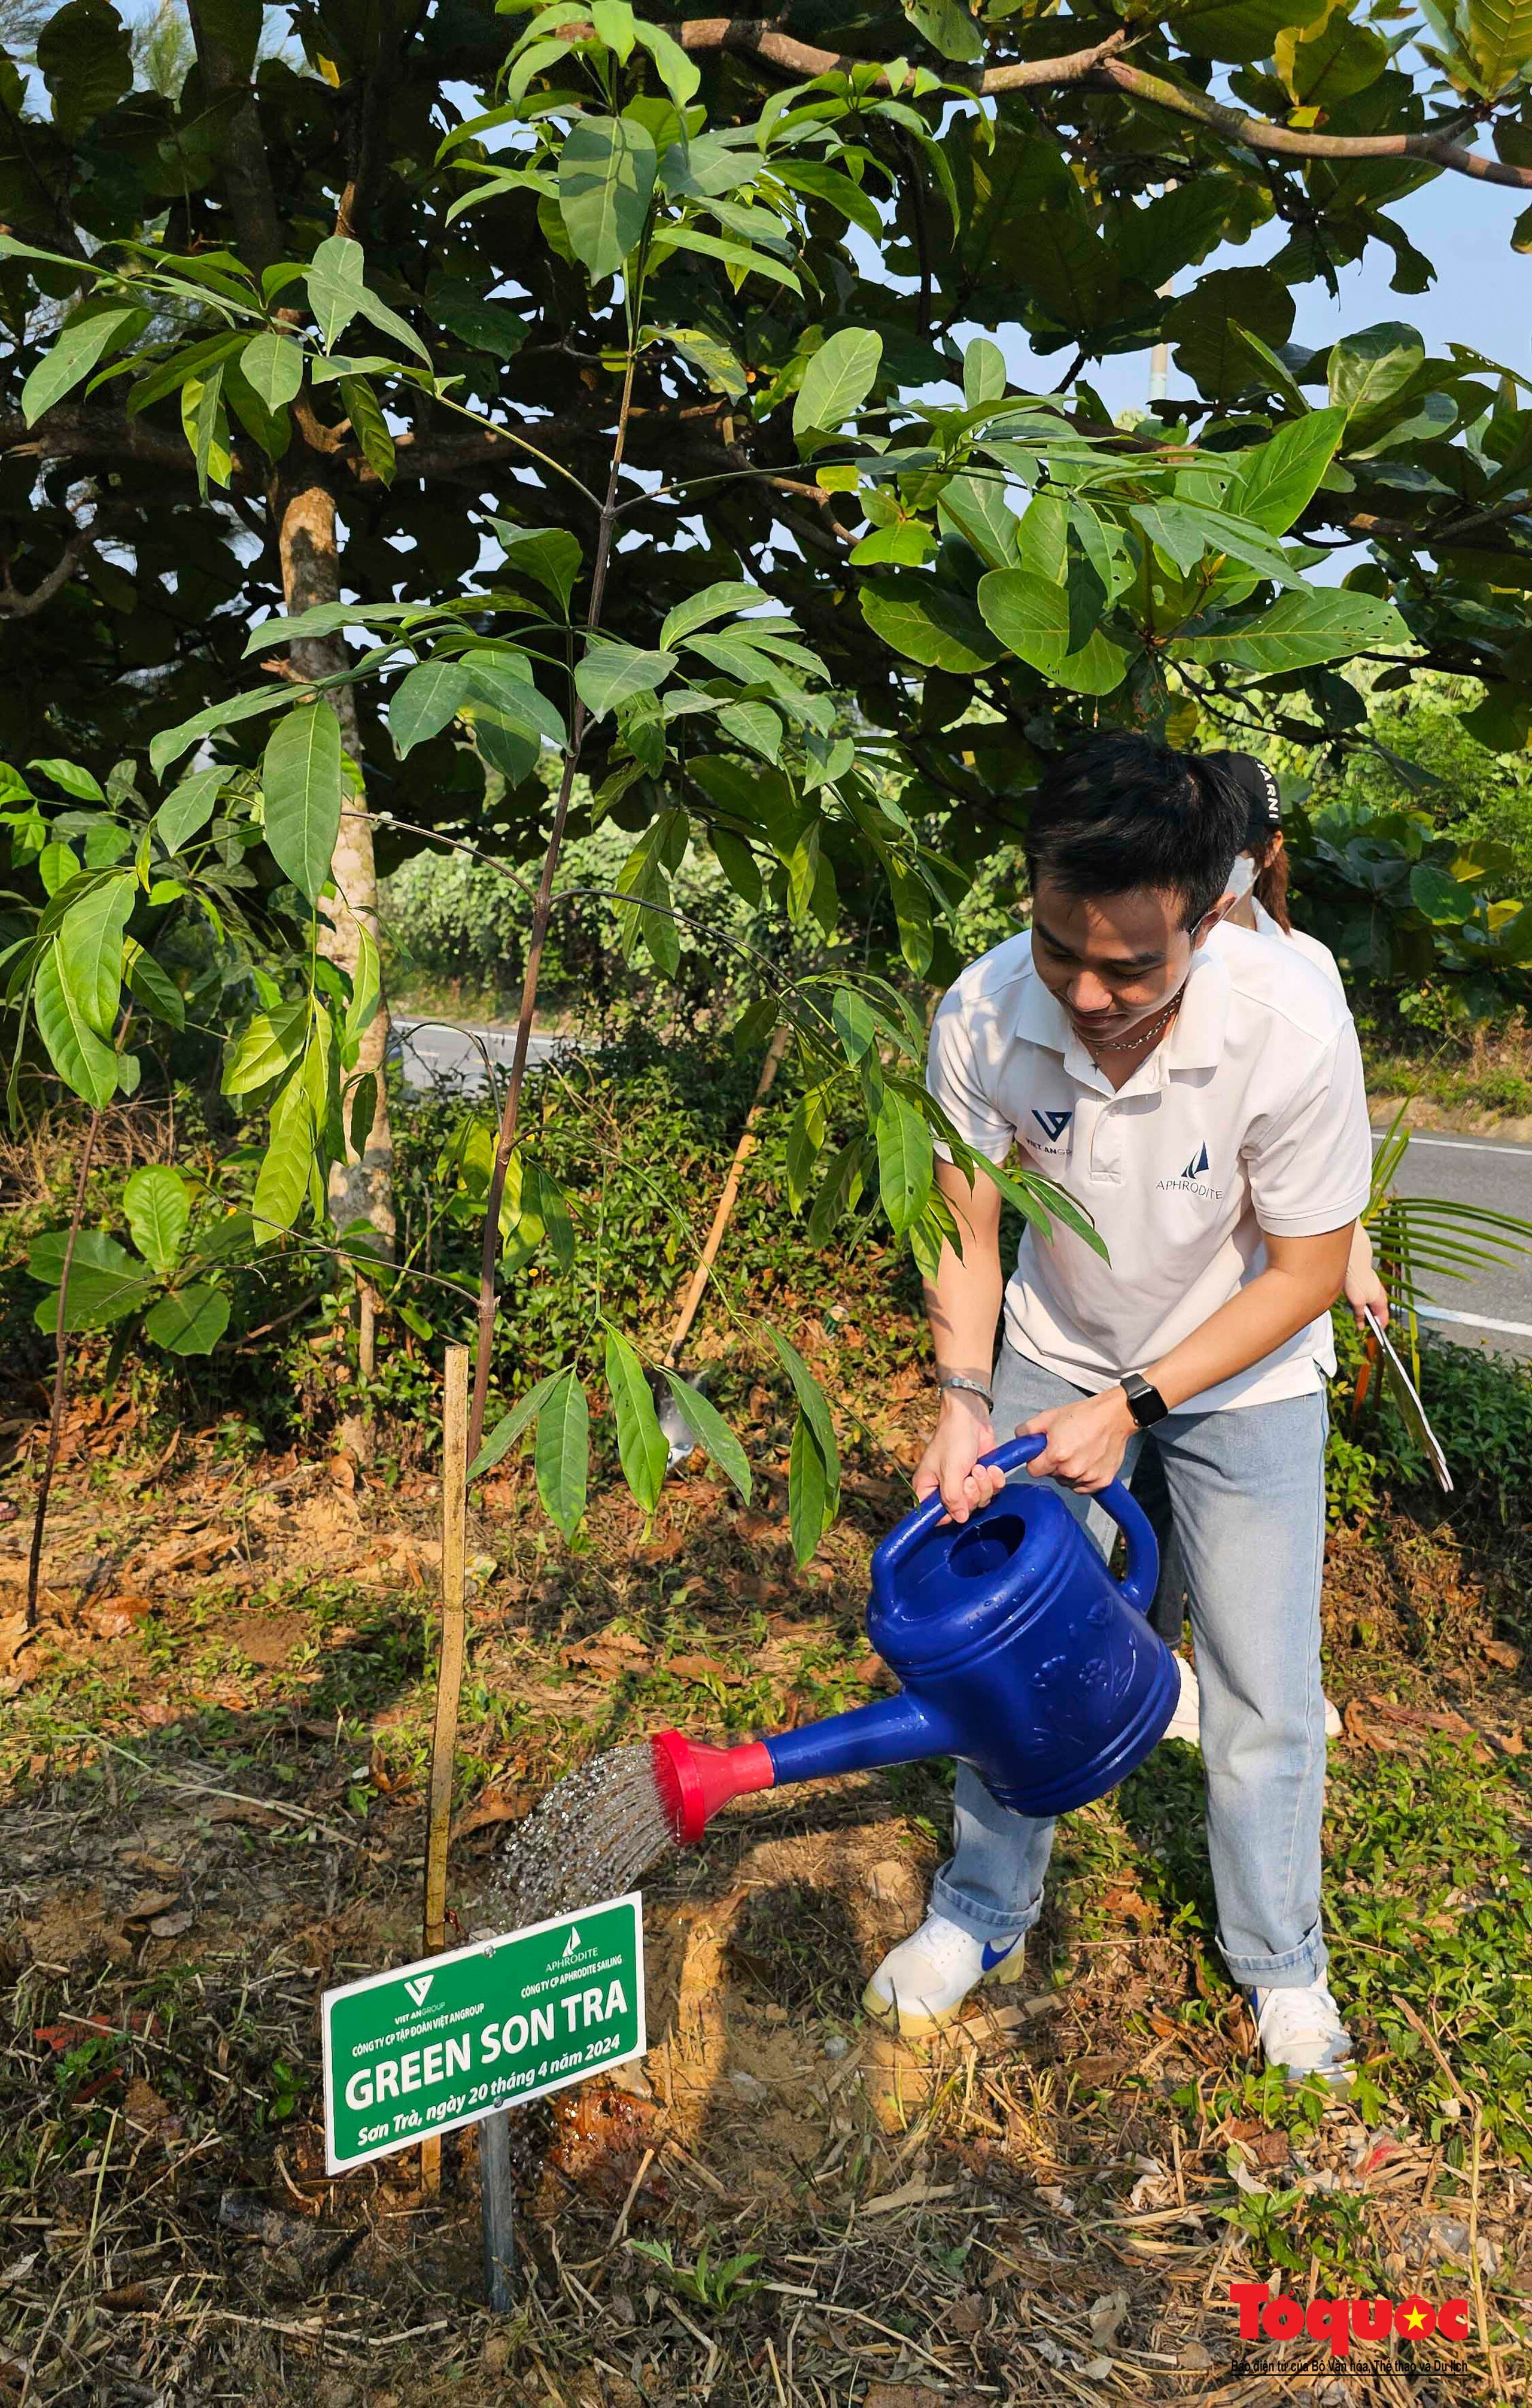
390, 1017, 570, 1094
1375, 1127, 1532, 1358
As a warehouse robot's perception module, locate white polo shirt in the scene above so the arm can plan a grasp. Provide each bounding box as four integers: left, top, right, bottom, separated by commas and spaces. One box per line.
926, 924, 1372, 1413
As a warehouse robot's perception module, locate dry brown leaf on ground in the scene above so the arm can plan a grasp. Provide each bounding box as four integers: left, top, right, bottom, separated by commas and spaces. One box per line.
451, 1786, 530, 1845
122, 2076, 182, 2143
665, 1652, 743, 1686
1482, 1637, 1521, 1671
121, 1891, 181, 1923
0, 1611, 34, 1671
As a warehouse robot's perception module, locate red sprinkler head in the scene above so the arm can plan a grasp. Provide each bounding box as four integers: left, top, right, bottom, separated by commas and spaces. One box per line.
650, 1729, 776, 1845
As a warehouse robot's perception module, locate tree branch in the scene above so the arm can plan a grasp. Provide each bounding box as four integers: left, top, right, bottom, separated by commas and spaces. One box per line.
649, 18, 1532, 189
1096, 56, 1532, 190
0, 531, 95, 616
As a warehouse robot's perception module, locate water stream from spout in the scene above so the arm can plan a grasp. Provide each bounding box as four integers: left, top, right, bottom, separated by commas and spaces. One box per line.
487, 1743, 676, 1930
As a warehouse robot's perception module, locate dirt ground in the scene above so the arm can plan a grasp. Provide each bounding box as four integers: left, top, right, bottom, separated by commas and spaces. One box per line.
1, 1385, 1530, 2406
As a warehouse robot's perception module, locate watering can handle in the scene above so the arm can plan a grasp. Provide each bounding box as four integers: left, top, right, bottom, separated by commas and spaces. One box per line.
886, 1432, 1160, 1616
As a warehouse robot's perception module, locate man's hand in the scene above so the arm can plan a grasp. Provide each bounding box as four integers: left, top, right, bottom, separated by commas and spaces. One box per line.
913, 1389, 1007, 1522
1021, 1386, 1136, 1492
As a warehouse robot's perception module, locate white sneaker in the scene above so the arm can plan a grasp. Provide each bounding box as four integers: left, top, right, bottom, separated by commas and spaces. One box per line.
1162, 1655, 1343, 1747
863, 1913, 1025, 2039
1250, 1980, 1354, 2090
1163, 1653, 1201, 1744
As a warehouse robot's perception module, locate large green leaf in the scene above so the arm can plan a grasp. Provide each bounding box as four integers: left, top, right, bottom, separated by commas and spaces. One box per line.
22, 306, 143, 427
468, 1369, 566, 1480
574, 642, 677, 718
1168, 588, 1408, 673
1173, 0, 1326, 60
603, 1327, 668, 1515
1232, 409, 1347, 533
860, 573, 1003, 673
240, 331, 304, 410
155, 767, 229, 853
37, 0, 132, 135
31, 1229, 151, 1333
1131, 498, 1302, 588
977, 570, 1132, 695
262, 703, 342, 904
1115, 184, 1234, 290
145, 1284, 231, 1356
788, 1412, 836, 1566
1277, 11, 1390, 106
1011, 214, 1120, 332
33, 940, 118, 1106
123, 941, 186, 1032
123, 1165, 190, 1275
558, 114, 657, 281
339, 376, 394, 486
937, 476, 1020, 571
461, 653, 567, 747
491, 522, 583, 609
223, 1002, 309, 1097
660, 1372, 751, 1501
767, 1325, 840, 1504
1166, 269, 1295, 399
252, 1073, 313, 1245
390, 661, 473, 757
306, 235, 366, 349
660, 579, 764, 652
57, 873, 132, 1035
1328, 323, 1424, 419
29, 1226, 135, 1285
876, 1090, 934, 1238
1466, 0, 1532, 93
794, 329, 883, 442
149, 686, 291, 780
535, 1367, 589, 1538
902, 0, 983, 60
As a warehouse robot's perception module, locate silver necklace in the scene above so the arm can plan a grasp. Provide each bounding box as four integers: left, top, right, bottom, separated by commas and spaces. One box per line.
1081, 987, 1185, 1066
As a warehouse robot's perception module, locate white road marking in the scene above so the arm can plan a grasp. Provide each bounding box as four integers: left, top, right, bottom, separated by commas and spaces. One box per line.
1370, 1130, 1532, 1159
1417, 1305, 1532, 1339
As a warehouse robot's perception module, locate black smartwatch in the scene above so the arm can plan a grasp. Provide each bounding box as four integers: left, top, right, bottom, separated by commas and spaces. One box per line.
1120, 1372, 1168, 1428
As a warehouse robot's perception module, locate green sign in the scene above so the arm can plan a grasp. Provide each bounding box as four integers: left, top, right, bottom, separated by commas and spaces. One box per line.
321, 1892, 645, 2175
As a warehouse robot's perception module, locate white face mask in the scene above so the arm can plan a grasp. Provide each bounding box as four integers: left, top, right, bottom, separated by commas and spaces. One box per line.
1224, 852, 1258, 905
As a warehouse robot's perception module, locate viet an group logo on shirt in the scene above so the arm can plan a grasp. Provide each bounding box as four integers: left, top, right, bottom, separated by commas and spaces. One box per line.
1031, 1108, 1072, 1152
1159, 1139, 1224, 1200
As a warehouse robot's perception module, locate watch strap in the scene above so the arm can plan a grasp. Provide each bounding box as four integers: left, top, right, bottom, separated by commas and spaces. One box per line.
1121, 1372, 1168, 1428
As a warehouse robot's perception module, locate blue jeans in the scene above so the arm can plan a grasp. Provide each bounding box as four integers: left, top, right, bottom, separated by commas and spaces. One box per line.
929, 1345, 1332, 1990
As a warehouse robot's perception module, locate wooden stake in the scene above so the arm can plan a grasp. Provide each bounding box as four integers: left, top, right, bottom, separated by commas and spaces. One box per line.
664, 1025, 789, 1369
358, 1280, 376, 1379
420, 1343, 469, 2194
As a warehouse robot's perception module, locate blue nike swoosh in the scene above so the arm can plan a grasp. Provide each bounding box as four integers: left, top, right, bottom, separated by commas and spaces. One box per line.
981, 1938, 1020, 1972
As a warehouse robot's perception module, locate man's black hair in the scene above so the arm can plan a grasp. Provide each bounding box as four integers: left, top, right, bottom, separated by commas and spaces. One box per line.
1024, 733, 1247, 931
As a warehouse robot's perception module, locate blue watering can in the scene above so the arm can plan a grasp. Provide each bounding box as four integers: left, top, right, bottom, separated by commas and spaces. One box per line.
652, 1433, 1180, 1843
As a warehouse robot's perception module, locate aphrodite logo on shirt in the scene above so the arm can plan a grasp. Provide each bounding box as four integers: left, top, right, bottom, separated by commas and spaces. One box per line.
1158, 1138, 1224, 1199
1031, 1109, 1072, 1144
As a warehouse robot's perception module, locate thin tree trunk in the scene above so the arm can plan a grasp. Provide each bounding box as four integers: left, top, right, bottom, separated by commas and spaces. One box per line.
276, 465, 396, 1252
465, 357, 637, 1464
26, 1107, 102, 1629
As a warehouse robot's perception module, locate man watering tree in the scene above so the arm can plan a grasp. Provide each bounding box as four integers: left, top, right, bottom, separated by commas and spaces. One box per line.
865, 732, 1372, 2087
